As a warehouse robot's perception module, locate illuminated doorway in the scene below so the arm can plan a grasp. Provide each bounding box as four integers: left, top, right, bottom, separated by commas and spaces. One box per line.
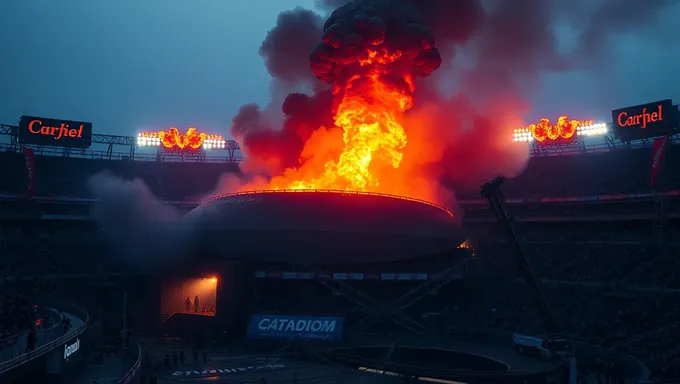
161, 276, 217, 317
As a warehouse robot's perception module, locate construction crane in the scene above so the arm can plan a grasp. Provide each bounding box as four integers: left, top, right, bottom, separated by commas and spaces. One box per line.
480, 177, 560, 334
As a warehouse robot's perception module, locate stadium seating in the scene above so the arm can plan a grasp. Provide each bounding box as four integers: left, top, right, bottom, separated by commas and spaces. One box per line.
0, 151, 235, 200
1, 142, 680, 380
0, 295, 32, 340
2, 144, 680, 200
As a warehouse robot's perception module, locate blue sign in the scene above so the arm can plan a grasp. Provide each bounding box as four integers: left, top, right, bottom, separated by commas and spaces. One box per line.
247, 314, 344, 341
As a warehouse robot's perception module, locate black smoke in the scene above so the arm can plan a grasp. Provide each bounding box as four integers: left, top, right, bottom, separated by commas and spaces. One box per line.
229, 0, 677, 195
259, 8, 324, 84
310, 0, 442, 83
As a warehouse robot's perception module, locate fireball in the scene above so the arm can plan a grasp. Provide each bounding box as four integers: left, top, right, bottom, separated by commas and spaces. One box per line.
268, 1, 442, 193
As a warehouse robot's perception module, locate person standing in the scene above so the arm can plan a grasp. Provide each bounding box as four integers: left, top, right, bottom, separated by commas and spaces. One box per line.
26, 327, 36, 352
185, 297, 192, 313
194, 295, 200, 313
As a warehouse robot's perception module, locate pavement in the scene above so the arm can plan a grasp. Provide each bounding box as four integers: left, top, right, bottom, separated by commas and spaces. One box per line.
155, 355, 395, 384
71, 355, 126, 384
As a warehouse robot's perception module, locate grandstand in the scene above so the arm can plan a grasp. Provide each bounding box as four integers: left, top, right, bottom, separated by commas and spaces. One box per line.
1, 117, 680, 383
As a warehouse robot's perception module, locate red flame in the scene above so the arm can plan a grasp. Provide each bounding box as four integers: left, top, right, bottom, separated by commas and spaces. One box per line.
139, 128, 223, 150
518, 117, 594, 142
269, 49, 415, 192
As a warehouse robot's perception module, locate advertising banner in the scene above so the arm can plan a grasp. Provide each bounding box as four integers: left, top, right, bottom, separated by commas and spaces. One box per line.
611, 99, 676, 140
63, 338, 80, 361
650, 136, 668, 188
22, 147, 35, 198
247, 314, 344, 341
18, 115, 92, 148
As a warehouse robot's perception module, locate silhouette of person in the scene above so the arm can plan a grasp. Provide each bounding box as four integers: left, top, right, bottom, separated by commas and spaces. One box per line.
194, 295, 200, 313
185, 297, 192, 313
26, 327, 36, 352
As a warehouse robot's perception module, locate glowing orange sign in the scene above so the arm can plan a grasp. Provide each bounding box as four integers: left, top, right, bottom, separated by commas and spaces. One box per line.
616, 104, 664, 129
138, 127, 224, 150
517, 116, 594, 142
19, 115, 93, 148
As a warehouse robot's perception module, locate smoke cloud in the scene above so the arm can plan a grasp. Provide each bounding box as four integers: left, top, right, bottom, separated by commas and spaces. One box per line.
88, 172, 194, 270
225, 0, 676, 206
259, 8, 324, 85
82, 0, 676, 267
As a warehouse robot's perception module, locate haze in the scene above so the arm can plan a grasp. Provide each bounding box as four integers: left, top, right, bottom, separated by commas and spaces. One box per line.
1, 0, 679, 137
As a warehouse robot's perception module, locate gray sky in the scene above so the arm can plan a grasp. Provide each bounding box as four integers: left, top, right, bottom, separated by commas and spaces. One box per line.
1, 0, 679, 138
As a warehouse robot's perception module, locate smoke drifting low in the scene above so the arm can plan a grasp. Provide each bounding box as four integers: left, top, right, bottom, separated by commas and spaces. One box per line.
88, 172, 194, 270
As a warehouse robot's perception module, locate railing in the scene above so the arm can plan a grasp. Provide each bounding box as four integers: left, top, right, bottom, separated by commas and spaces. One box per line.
0, 335, 22, 364
0, 142, 243, 164
117, 340, 142, 384
0, 305, 90, 375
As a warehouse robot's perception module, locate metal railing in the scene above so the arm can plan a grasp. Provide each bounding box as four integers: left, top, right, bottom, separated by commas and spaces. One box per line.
0, 306, 90, 375
117, 340, 142, 384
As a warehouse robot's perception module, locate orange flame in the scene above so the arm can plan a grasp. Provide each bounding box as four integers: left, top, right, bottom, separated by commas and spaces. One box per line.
139, 128, 223, 150
270, 49, 413, 192
521, 117, 594, 142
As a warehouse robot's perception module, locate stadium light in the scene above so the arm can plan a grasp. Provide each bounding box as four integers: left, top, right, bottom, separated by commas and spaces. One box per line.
512, 117, 607, 143
576, 122, 608, 137
137, 133, 161, 147
512, 128, 535, 143
137, 128, 226, 150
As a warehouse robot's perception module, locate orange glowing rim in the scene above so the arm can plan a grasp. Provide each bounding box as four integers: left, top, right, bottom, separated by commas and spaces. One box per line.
207, 189, 454, 218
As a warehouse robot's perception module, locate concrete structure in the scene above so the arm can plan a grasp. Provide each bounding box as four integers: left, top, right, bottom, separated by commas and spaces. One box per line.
187, 190, 463, 264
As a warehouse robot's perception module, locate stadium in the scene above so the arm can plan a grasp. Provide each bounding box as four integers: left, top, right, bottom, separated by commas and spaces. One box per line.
3, 0, 680, 382
0, 95, 679, 384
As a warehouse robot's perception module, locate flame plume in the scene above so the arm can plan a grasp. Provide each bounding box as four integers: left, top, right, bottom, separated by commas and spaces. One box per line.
269, 0, 442, 192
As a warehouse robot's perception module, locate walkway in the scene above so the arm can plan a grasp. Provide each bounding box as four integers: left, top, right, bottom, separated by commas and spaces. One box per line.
0, 307, 77, 363
0, 307, 88, 375
71, 354, 126, 384
62, 310, 85, 334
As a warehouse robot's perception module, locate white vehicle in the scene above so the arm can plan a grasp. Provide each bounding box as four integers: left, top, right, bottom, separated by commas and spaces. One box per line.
513, 333, 570, 361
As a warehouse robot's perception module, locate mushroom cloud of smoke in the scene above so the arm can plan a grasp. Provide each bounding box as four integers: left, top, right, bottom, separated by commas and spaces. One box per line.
224, 0, 676, 205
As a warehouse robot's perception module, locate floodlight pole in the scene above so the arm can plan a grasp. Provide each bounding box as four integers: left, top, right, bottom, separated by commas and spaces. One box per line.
481, 177, 559, 334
